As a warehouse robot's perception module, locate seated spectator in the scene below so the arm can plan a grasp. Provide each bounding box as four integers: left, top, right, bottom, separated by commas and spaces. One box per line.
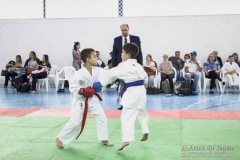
232, 53, 240, 67
168, 51, 184, 81
212, 51, 223, 68
183, 53, 190, 68
159, 54, 174, 93
28, 54, 51, 94
96, 51, 106, 68
72, 42, 82, 70
203, 53, 224, 94
108, 52, 113, 69
4, 60, 17, 88
24, 51, 41, 74
106, 52, 117, 88
222, 55, 240, 92
143, 54, 156, 88
15, 55, 22, 68
4, 55, 23, 88
184, 51, 202, 95
184, 53, 190, 62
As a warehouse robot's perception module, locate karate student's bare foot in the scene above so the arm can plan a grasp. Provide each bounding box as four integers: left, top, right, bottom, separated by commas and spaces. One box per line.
141, 133, 148, 141
118, 142, 129, 151
102, 140, 114, 147
56, 138, 64, 148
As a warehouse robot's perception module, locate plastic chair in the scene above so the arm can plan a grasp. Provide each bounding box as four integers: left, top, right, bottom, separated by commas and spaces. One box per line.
203, 72, 223, 93
48, 65, 59, 88
38, 75, 50, 92
55, 66, 76, 92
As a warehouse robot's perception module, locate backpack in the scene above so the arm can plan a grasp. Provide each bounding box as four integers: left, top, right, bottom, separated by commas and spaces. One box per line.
146, 87, 161, 94
174, 79, 192, 96
161, 79, 171, 93
12, 75, 31, 93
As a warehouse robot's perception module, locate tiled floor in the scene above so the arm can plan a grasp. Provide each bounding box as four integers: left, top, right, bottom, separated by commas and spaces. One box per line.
1, 86, 240, 111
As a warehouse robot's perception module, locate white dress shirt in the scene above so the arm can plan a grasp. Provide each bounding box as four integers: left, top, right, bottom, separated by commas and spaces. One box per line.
122, 35, 130, 47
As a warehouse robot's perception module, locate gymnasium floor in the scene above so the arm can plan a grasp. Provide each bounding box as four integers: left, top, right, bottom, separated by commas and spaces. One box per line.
1, 86, 240, 160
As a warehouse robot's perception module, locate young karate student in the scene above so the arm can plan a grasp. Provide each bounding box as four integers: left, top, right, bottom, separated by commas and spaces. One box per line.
93, 43, 149, 150
56, 48, 113, 148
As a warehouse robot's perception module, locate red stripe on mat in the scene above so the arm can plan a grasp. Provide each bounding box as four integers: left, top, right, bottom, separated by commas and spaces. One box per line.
0, 108, 40, 116
1, 108, 240, 120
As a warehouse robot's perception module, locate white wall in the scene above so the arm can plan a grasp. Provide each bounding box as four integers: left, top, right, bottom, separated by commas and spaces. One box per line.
1, 15, 240, 80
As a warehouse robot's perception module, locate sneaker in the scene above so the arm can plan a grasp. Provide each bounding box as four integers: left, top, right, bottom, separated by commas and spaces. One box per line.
31, 90, 36, 94
209, 90, 214, 94
166, 93, 173, 97
117, 106, 123, 110
110, 84, 118, 88
192, 90, 199, 95
57, 89, 65, 93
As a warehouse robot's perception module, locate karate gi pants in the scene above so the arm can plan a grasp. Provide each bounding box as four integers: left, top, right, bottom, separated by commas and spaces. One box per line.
121, 107, 149, 142
57, 102, 109, 145
226, 74, 239, 86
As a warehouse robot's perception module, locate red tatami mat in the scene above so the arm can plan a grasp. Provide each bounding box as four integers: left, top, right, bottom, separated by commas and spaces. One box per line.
1, 108, 240, 120
0, 108, 40, 116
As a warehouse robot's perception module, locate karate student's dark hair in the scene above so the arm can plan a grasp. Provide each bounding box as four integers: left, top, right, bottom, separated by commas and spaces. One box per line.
81, 48, 95, 63
73, 42, 80, 51
229, 55, 234, 59
123, 42, 139, 58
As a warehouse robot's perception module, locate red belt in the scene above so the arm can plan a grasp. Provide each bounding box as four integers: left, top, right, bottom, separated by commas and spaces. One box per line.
76, 93, 102, 139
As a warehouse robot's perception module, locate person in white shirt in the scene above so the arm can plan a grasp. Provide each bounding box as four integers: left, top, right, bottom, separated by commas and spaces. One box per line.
143, 54, 156, 88
222, 55, 240, 92
56, 48, 113, 148
184, 51, 202, 94
93, 43, 149, 151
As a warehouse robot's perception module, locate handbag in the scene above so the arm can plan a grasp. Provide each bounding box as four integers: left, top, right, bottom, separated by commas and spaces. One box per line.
1, 70, 8, 76
143, 67, 156, 76
27, 68, 34, 74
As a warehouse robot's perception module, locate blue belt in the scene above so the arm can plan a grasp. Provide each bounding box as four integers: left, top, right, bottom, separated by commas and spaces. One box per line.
125, 80, 144, 88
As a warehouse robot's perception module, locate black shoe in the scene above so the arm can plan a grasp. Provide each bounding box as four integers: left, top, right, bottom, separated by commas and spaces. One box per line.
4, 85, 7, 88
57, 89, 65, 93
117, 106, 123, 110
209, 90, 214, 94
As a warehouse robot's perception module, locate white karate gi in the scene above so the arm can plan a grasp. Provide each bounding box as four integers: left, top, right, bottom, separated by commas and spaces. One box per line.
221, 62, 239, 86
57, 66, 109, 145
99, 59, 149, 142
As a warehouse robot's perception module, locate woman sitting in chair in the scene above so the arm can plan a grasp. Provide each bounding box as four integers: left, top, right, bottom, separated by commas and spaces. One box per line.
28, 54, 51, 94
159, 54, 174, 94
4, 55, 23, 88
143, 54, 156, 88
203, 53, 224, 94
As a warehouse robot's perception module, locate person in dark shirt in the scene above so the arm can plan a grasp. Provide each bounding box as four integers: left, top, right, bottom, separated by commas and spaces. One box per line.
168, 51, 184, 81
4, 60, 17, 87
212, 51, 223, 68
107, 52, 113, 69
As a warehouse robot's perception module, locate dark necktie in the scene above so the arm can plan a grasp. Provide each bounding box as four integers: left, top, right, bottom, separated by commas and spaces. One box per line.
124, 37, 127, 45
